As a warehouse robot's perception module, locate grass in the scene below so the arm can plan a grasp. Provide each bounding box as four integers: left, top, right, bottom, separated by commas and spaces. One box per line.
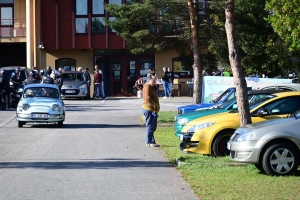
154, 111, 300, 200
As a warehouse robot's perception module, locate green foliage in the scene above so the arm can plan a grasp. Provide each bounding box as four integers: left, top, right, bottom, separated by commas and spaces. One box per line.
265, 0, 300, 52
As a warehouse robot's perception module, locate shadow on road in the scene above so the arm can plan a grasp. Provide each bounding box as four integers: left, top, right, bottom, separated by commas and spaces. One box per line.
0, 159, 173, 169
25, 123, 142, 129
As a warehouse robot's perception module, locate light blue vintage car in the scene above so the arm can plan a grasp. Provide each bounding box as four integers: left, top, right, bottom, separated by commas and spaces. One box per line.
16, 84, 65, 128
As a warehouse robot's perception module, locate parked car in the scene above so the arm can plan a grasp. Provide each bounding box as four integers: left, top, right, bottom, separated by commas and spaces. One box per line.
228, 110, 300, 176
253, 83, 300, 91
16, 84, 65, 128
176, 87, 252, 116
0, 66, 31, 82
174, 89, 283, 138
180, 91, 300, 156
60, 72, 88, 99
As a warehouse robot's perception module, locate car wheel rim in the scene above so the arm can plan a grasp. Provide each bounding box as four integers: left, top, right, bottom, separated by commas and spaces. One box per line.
269, 148, 295, 174
218, 137, 230, 156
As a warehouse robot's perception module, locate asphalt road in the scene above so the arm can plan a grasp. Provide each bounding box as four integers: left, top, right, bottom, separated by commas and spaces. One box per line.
0, 97, 198, 200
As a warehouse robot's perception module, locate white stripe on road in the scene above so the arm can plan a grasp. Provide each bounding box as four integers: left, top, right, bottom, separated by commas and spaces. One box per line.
0, 115, 16, 128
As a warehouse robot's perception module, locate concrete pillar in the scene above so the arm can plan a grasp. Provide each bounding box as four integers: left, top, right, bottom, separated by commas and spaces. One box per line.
26, 0, 32, 69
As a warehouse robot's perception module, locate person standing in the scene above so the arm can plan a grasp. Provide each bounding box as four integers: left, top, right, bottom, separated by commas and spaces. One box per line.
93, 69, 102, 98
84, 68, 91, 99
142, 74, 160, 147
0, 70, 10, 110
161, 67, 171, 98
167, 67, 174, 97
99, 70, 106, 99
53, 70, 63, 91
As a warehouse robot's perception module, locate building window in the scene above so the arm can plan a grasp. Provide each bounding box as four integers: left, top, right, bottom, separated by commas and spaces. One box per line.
0, 1, 13, 37
108, 17, 116, 32
92, 17, 105, 33
92, 0, 104, 14
75, 0, 88, 33
109, 0, 122, 6
76, 0, 87, 15
55, 58, 76, 71
76, 18, 88, 33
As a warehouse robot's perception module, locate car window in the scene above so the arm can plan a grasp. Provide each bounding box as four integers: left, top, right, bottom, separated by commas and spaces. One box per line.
61, 73, 84, 81
253, 96, 300, 115
212, 89, 231, 103
24, 87, 59, 98
6, 69, 27, 81
262, 86, 295, 91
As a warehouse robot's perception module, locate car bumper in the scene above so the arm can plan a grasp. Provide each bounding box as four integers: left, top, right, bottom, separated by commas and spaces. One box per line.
179, 134, 199, 154
227, 141, 261, 163
16, 113, 65, 122
61, 89, 88, 98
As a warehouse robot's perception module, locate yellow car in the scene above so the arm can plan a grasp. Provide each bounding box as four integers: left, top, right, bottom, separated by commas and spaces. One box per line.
180, 91, 300, 156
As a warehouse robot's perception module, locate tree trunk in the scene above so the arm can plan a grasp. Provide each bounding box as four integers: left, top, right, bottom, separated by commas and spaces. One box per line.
188, 0, 203, 104
225, 0, 252, 126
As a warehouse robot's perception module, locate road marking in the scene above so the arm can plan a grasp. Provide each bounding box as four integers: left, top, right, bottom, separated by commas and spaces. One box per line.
0, 115, 16, 128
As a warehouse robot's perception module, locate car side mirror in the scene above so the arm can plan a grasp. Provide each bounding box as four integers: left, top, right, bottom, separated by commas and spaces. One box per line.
232, 104, 238, 110
257, 108, 271, 117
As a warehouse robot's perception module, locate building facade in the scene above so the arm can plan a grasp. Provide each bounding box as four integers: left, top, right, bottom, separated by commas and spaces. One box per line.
0, 0, 192, 96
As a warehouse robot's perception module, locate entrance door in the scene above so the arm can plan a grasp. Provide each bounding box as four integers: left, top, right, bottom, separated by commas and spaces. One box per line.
95, 56, 111, 97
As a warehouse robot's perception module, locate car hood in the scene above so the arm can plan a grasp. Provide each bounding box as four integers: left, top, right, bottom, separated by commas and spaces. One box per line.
242, 118, 295, 130
178, 103, 214, 110
18, 98, 64, 107
62, 81, 86, 89
186, 111, 239, 126
176, 109, 226, 121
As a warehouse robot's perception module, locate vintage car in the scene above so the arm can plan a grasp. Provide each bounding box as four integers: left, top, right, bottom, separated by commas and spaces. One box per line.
16, 84, 65, 128
174, 89, 282, 138
228, 110, 300, 176
180, 91, 300, 156
60, 71, 88, 99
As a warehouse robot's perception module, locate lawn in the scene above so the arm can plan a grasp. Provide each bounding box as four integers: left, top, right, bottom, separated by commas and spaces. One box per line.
155, 111, 300, 200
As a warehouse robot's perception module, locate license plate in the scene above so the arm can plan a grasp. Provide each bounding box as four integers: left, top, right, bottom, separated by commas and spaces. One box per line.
66, 90, 75, 93
180, 134, 183, 140
227, 142, 230, 150
31, 114, 49, 118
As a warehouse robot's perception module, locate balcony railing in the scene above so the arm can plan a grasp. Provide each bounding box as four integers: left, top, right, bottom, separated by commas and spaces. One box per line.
0, 18, 26, 38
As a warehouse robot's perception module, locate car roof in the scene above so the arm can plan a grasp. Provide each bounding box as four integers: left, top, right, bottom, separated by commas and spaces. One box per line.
61, 71, 83, 74
254, 83, 300, 90
272, 91, 300, 97
24, 84, 59, 90
0, 66, 27, 70
248, 89, 284, 94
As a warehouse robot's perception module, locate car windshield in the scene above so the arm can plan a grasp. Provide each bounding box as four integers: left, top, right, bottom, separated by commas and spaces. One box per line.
24, 87, 59, 98
229, 95, 276, 113
218, 97, 237, 109
212, 89, 233, 103
61, 73, 84, 81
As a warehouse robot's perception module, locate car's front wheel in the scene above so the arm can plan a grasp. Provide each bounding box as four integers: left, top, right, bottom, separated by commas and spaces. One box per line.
262, 143, 299, 176
212, 131, 233, 157
57, 121, 63, 128
18, 121, 24, 128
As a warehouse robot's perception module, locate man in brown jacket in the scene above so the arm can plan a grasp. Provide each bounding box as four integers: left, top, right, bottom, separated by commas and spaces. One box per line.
142, 74, 160, 147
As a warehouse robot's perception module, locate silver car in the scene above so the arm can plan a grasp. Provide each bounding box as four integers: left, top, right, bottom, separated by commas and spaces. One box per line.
228, 111, 300, 176
16, 84, 65, 128
60, 72, 88, 99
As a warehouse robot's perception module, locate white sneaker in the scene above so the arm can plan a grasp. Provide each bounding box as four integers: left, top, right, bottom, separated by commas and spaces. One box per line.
163, 96, 167, 99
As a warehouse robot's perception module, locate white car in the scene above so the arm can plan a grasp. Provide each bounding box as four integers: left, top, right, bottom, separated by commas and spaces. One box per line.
16, 84, 65, 128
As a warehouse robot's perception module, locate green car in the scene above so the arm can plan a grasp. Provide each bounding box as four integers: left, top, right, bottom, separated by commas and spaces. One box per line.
174, 89, 282, 137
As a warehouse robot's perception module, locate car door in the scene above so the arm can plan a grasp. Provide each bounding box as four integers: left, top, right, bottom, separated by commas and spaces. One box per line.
251, 96, 300, 123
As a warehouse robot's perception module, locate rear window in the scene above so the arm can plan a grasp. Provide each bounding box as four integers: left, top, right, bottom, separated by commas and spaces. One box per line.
61, 73, 84, 81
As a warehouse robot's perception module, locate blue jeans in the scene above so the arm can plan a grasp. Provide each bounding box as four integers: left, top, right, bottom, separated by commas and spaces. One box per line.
142, 108, 158, 144
162, 81, 171, 97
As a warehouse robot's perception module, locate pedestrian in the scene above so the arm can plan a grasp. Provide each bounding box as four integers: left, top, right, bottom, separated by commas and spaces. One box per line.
58, 68, 63, 74
161, 66, 171, 98
25, 70, 40, 85
41, 69, 54, 84
142, 74, 160, 147
53, 70, 63, 91
99, 70, 106, 99
0, 69, 11, 110
84, 68, 91, 99
167, 67, 174, 97
93, 69, 102, 98
46, 66, 52, 76
78, 67, 83, 72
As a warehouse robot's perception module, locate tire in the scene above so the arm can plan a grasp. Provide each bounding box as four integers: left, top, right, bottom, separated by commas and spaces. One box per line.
57, 121, 63, 128
262, 143, 299, 176
212, 131, 233, 157
18, 121, 24, 128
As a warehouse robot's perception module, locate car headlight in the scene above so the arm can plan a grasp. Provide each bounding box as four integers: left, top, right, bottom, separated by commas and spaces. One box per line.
187, 122, 215, 133
232, 130, 256, 142
79, 84, 87, 89
51, 104, 59, 111
22, 104, 30, 110
177, 118, 189, 125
